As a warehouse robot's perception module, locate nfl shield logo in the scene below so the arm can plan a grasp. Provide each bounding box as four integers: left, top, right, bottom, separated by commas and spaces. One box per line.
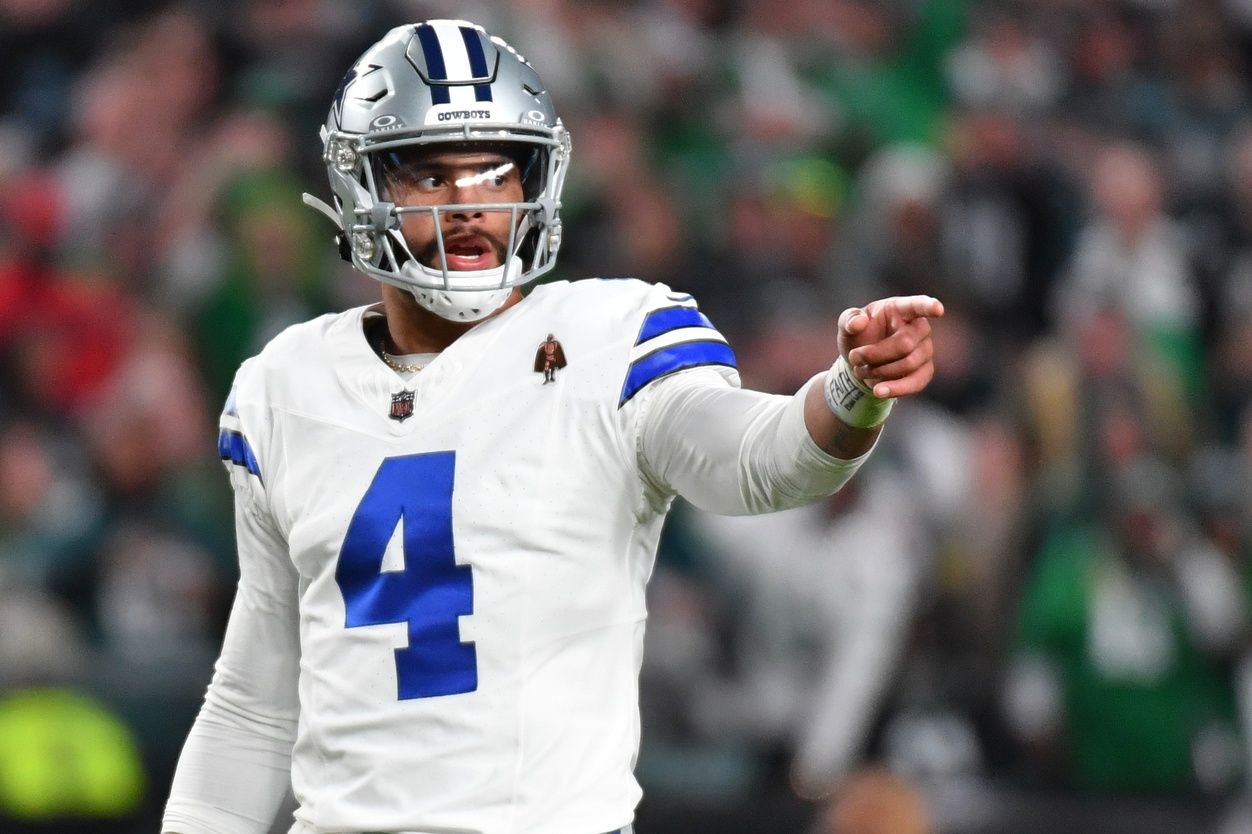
389, 390, 415, 422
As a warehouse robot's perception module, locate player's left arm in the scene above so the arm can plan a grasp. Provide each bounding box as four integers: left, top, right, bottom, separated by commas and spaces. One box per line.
803, 294, 945, 459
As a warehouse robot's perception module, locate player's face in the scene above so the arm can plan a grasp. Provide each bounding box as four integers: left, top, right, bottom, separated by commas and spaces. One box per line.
380, 149, 525, 272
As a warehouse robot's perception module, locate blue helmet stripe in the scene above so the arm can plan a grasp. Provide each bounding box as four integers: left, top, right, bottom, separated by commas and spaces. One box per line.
619, 340, 737, 406
634, 305, 715, 345
459, 26, 494, 102
416, 23, 451, 105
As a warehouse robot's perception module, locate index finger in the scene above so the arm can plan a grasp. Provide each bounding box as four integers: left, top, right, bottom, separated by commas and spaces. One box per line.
838, 306, 869, 336
881, 295, 945, 322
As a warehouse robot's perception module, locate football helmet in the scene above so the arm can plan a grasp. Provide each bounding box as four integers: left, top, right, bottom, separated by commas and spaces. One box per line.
306, 20, 571, 322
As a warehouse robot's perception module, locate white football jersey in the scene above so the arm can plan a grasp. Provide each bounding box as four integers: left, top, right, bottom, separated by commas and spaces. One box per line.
216, 278, 739, 834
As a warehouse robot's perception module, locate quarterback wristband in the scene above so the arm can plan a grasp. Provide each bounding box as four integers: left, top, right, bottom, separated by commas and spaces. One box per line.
824, 355, 894, 428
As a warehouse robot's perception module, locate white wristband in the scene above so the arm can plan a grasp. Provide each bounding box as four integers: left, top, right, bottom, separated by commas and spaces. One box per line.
824, 355, 894, 428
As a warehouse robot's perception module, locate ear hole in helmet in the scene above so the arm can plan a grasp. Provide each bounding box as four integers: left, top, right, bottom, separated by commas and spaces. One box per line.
334, 232, 353, 263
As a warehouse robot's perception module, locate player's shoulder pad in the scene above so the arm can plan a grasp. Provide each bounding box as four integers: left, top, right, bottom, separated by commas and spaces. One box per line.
234, 309, 364, 409
614, 280, 738, 407
528, 277, 702, 322
215, 311, 348, 487
523, 279, 736, 405
521, 277, 672, 341
218, 379, 264, 486
249, 311, 345, 378
525, 275, 656, 308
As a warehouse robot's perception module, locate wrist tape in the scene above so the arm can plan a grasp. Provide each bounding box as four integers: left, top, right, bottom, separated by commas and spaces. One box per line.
823, 355, 894, 428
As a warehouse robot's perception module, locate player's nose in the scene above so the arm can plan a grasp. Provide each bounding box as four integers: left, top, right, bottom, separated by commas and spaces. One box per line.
446, 183, 485, 218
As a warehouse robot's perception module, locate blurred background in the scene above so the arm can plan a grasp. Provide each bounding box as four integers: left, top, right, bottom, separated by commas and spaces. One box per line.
4, 0, 1252, 832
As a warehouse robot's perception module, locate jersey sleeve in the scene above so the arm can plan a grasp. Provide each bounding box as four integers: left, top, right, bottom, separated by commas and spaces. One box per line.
163, 374, 300, 834
616, 285, 871, 516
616, 289, 740, 408
636, 372, 870, 515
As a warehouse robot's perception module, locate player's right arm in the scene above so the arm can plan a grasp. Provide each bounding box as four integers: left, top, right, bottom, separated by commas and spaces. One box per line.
163, 389, 300, 834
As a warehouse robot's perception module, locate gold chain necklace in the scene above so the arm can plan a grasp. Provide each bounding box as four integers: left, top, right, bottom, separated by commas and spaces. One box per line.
381, 350, 425, 374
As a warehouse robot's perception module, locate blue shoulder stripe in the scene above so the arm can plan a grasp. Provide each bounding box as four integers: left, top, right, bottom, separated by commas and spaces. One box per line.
634, 305, 715, 345
619, 340, 737, 406
218, 430, 263, 482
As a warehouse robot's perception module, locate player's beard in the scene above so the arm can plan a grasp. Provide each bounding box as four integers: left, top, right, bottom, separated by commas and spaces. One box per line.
417, 225, 509, 271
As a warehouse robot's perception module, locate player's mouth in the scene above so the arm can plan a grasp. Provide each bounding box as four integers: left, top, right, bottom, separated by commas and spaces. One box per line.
442, 233, 501, 271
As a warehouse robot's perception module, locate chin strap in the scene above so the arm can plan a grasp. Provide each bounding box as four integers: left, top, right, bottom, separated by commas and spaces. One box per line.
403, 256, 522, 323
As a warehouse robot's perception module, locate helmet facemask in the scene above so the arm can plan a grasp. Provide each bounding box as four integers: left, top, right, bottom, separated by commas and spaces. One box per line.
323, 124, 569, 322
375, 142, 544, 283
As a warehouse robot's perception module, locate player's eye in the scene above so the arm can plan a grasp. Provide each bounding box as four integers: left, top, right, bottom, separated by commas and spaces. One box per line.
414, 173, 443, 191
382, 167, 442, 198
455, 162, 516, 190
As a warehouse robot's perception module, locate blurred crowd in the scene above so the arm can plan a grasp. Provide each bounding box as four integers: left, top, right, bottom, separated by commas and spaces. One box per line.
4, 0, 1252, 832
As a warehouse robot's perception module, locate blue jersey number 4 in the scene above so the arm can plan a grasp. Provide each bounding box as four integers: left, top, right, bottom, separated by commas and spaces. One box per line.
335, 452, 477, 699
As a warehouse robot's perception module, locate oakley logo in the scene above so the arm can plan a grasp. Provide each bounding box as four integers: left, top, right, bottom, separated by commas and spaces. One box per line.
437, 109, 491, 121
370, 114, 405, 130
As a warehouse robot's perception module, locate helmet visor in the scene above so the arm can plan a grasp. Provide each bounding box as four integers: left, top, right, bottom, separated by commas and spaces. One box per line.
372, 141, 548, 204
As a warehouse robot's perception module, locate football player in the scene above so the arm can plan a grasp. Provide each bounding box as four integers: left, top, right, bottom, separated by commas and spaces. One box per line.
163, 19, 943, 834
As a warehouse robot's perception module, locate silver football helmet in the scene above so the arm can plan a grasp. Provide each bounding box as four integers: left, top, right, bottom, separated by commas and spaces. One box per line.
305, 20, 571, 321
